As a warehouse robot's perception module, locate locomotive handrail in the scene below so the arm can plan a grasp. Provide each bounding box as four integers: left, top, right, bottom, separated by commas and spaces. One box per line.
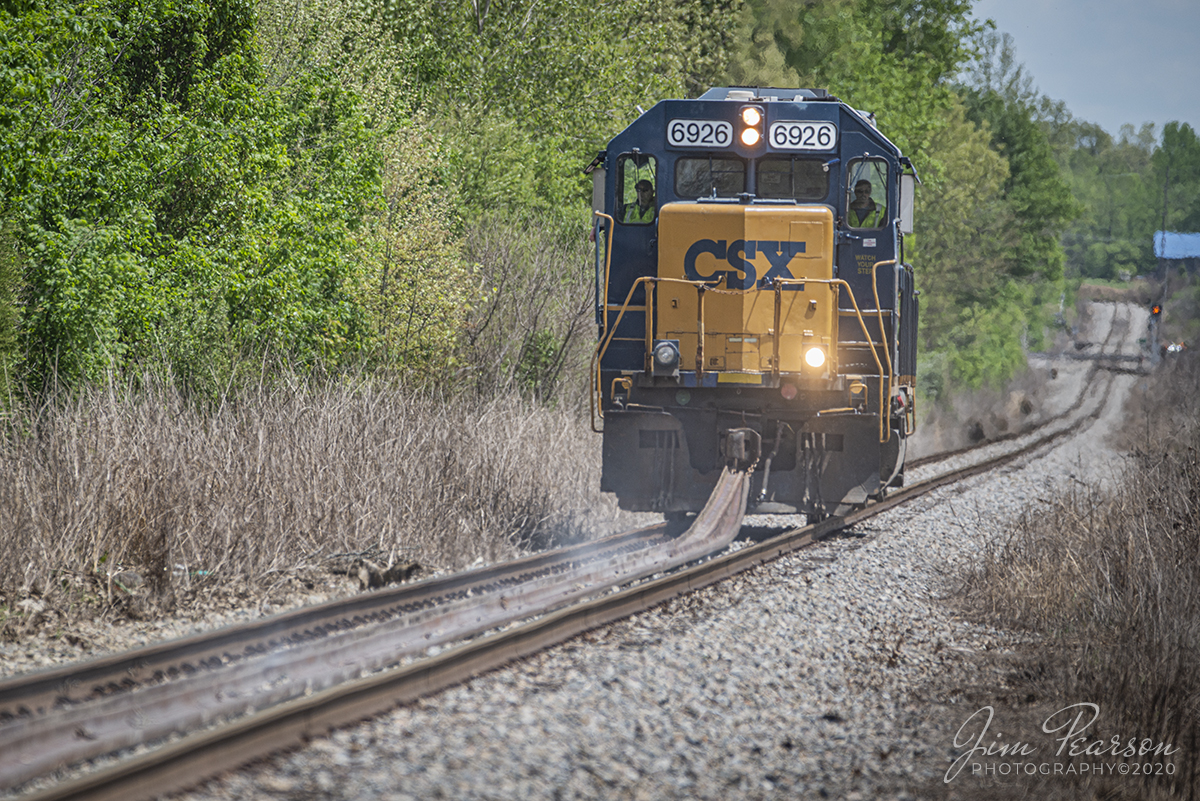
594, 211, 615, 337
871, 259, 896, 442
591, 275, 893, 444
769, 278, 888, 443
864, 258, 920, 438
591, 275, 711, 432
590, 211, 615, 432
901, 261, 917, 435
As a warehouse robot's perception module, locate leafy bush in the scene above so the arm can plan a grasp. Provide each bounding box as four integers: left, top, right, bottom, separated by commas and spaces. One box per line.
1079, 239, 1142, 280
0, 0, 390, 388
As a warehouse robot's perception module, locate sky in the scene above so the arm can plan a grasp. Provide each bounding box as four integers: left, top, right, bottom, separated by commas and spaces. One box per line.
970, 0, 1200, 138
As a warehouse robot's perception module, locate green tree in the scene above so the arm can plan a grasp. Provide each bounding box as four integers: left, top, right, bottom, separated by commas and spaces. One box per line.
1, 0, 388, 387
391, 0, 741, 213
1154, 121, 1200, 234
961, 87, 1079, 281
859, 0, 982, 82
255, 0, 472, 374
1055, 122, 1157, 278
912, 99, 1017, 355
724, 0, 803, 87
959, 33, 1080, 283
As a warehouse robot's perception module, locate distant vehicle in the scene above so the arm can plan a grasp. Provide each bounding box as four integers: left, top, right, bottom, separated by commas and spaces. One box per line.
586, 87, 919, 518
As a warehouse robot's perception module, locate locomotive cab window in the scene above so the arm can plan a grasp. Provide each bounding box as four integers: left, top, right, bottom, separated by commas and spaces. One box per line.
757, 157, 828, 201
618, 153, 657, 225
846, 158, 889, 228
675, 156, 745, 199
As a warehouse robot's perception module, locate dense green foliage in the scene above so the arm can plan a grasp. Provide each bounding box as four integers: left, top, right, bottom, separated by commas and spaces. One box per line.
0, 0, 1193, 398
364, 0, 741, 214
1063, 119, 1200, 281
1058, 122, 1158, 280
959, 88, 1078, 281
1155, 122, 1200, 234
0, 0, 400, 387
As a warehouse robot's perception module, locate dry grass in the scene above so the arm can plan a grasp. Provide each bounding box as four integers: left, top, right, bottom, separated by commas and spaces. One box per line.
0, 210, 610, 640
1078, 279, 1161, 306
958, 353, 1200, 799
0, 373, 628, 633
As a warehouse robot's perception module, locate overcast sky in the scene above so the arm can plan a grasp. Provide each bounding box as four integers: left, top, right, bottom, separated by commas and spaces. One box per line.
970, 0, 1200, 139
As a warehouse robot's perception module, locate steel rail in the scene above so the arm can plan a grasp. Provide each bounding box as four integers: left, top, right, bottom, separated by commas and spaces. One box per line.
0, 525, 682, 788
1, 471, 750, 793
19, 471, 752, 801
13, 375, 1123, 801
0, 524, 676, 722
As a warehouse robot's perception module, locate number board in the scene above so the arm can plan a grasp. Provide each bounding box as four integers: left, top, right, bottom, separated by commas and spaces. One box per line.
667, 119, 733, 148
769, 121, 837, 151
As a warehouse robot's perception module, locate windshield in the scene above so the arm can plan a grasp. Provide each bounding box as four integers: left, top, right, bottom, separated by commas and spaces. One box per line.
675, 156, 745, 199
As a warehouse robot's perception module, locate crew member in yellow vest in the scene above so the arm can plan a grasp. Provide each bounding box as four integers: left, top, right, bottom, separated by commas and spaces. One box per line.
625, 179, 656, 224
849, 179, 886, 227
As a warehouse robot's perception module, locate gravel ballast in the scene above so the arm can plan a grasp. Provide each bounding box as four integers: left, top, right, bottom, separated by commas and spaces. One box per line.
172, 308, 1147, 800
0, 302, 1151, 799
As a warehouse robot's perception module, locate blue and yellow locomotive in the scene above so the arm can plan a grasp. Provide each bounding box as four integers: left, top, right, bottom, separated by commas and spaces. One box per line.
586, 87, 919, 518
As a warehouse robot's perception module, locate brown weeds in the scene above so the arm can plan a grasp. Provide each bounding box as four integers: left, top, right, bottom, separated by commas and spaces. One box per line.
0, 373, 624, 630
958, 353, 1200, 798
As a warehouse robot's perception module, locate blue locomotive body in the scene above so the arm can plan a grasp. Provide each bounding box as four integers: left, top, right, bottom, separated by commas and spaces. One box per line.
588, 87, 919, 517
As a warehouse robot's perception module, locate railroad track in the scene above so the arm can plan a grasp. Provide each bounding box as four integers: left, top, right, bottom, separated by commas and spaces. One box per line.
3, 307, 1137, 801
908, 301, 1137, 471
1, 523, 683, 721
2, 468, 750, 799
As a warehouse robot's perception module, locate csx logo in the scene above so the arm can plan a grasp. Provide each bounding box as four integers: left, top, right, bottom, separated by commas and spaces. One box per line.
683, 239, 806, 290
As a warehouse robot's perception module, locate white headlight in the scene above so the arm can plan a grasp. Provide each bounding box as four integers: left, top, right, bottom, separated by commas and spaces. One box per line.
804, 347, 826, 368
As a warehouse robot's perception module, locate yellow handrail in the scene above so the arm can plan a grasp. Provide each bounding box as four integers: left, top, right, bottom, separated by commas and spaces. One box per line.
590, 276, 722, 432
771, 278, 888, 443
864, 259, 920, 438
591, 273, 894, 444
871, 259, 896, 442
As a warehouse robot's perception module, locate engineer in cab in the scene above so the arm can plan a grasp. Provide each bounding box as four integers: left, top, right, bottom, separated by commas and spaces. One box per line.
624, 179, 656, 224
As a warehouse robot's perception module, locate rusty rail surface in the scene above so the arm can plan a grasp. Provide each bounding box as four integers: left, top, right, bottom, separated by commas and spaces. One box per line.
907, 302, 1134, 470
6, 304, 1140, 801
0, 524, 678, 721
2, 470, 750, 795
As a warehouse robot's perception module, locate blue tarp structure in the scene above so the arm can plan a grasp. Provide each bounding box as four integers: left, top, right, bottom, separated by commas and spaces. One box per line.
1155, 231, 1200, 259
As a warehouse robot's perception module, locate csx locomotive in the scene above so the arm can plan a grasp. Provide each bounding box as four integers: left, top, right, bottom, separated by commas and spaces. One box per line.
586, 87, 919, 518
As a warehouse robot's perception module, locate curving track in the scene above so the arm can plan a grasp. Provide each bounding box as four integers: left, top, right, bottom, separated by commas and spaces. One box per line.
1, 303, 1143, 801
